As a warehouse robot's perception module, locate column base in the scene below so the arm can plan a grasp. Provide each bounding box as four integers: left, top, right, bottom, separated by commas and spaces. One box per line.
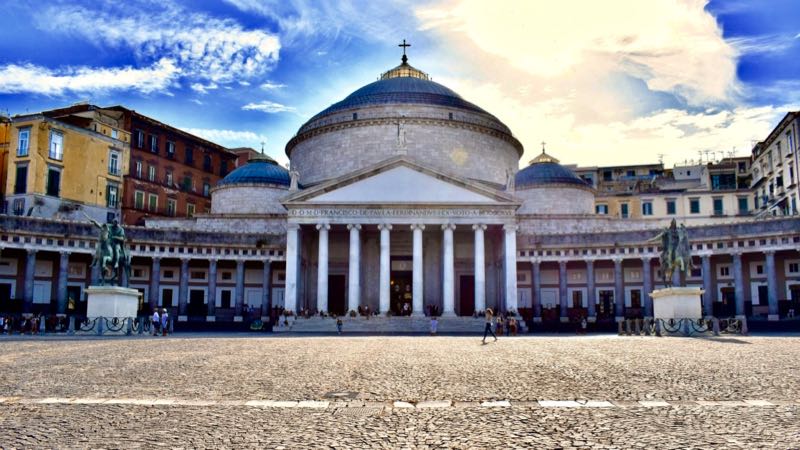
411, 312, 425, 317
532, 317, 542, 323
768, 314, 779, 321
587, 316, 597, 323
735, 314, 747, 320
441, 311, 457, 317
260, 316, 270, 322
178, 315, 188, 322
206, 316, 216, 322
615, 316, 624, 323
233, 316, 243, 322
559, 317, 569, 323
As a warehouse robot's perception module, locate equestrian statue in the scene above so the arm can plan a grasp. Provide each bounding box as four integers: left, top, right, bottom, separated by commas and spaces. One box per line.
647, 219, 693, 288
85, 213, 131, 285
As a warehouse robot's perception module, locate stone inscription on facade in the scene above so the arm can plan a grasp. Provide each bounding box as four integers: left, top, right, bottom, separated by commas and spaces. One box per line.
288, 208, 516, 218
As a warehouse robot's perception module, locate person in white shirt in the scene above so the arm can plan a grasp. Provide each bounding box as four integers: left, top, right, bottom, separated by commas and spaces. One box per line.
152, 309, 160, 336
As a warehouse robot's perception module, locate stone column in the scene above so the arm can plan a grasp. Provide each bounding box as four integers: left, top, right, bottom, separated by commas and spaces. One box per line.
178, 257, 189, 318
316, 223, 330, 314
235, 260, 245, 317
700, 254, 712, 317
586, 259, 596, 320
642, 257, 653, 318
613, 257, 624, 321
442, 223, 456, 316
56, 252, 70, 315
472, 224, 486, 314
531, 259, 542, 321
559, 260, 568, 322
411, 224, 425, 316
503, 224, 519, 314
732, 252, 745, 318
262, 259, 272, 320
207, 259, 217, 319
347, 224, 361, 314
149, 257, 161, 311
765, 250, 779, 320
23, 249, 36, 314
378, 223, 392, 314
284, 224, 300, 314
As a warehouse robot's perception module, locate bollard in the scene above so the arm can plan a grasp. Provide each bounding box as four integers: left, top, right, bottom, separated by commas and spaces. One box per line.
634, 319, 641, 335
169, 318, 174, 334
96, 318, 104, 336
683, 319, 691, 337
712, 317, 720, 336
618, 320, 624, 335
126, 318, 133, 336
68, 316, 75, 335
138, 316, 144, 335
625, 319, 632, 336
655, 319, 662, 337
39, 317, 46, 335
740, 316, 748, 336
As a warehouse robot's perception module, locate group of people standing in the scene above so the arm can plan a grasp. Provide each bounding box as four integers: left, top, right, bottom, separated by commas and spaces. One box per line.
151, 309, 170, 336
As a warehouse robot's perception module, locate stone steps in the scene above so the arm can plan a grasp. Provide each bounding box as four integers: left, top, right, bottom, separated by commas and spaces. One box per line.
274, 316, 494, 334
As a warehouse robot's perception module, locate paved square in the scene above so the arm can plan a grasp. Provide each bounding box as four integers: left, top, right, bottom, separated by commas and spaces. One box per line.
0, 335, 799, 448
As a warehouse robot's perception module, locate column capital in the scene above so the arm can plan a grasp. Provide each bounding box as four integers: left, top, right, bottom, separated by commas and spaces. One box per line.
59, 250, 71, 258
377, 223, 392, 231
316, 223, 331, 231
697, 251, 713, 259
287, 223, 301, 231
611, 256, 624, 264
441, 223, 456, 231
180, 257, 191, 263
346, 224, 361, 231
503, 224, 518, 232
26, 248, 37, 256
410, 224, 425, 231
583, 257, 596, 264
764, 249, 776, 256
558, 259, 568, 267
472, 224, 487, 231
531, 257, 542, 265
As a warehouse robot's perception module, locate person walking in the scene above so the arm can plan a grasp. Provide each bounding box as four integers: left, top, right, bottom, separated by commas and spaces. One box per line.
152, 309, 160, 336
336, 317, 343, 335
430, 316, 438, 336
482, 308, 497, 344
161, 308, 169, 336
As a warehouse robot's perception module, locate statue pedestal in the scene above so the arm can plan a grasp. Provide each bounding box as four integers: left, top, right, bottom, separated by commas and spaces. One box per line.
86, 286, 140, 318
650, 287, 704, 320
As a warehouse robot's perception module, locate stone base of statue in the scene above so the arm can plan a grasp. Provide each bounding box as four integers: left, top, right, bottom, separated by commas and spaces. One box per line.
86, 286, 140, 319
651, 287, 704, 320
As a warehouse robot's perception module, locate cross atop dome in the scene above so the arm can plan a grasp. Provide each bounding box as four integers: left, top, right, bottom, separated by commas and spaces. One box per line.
399, 39, 410, 64
380, 39, 430, 80
529, 144, 560, 165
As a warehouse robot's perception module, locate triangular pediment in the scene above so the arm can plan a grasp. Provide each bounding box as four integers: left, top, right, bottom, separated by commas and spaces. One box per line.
284, 157, 516, 205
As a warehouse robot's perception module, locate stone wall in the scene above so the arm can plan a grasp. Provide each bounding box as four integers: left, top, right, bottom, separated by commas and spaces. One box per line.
515, 186, 595, 215
211, 184, 288, 215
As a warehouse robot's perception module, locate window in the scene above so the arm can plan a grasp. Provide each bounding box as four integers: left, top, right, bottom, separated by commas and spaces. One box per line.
776, 175, 783, 187
737, 197, 748, 214
571, 290, 583, 308
719, 266, 730, 277
603, 170, 612, 181
626, 170, 635, 177
182, 175, 192, 192
689, 198, 700, 214
165, 170, 173, 187
106, 184, 119, 208
738, 161, 747, 173
108, 150, 120, 175
12, 198, 25, 216
147, 193, 158, 211
789, 263, 799, 274
134, 191, 144, 210
49, 130, 64, 160
666, 199, 676, 215
148, 165, 156, 182
203, 182, 211, 197
150, 135, 158, 153
595, 204, 608, 215
186, 203, 195, 218
620, 203, 629, 218
185, 147, 194, 165
756, 264, 764, 275
17, 127, 30, 156
754, 194, 760, 209
220, 160, 228, 177
135, 130, 144, 148
14, 165, 28, 194
641, 201, 653, 216
46, 167, 61, 197
166, 198, 176, 217
166, 141, 175, 157
134, 161, 142, 179
711, 173, 736, 190
352, 112, 358, 120
203, 154, 212, 172
713, 198, 723, 215
630, 290, 642, 308
111, 129, 119, 140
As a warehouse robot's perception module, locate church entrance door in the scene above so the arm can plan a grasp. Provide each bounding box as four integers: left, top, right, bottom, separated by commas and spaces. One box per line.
597, 290, 614, 320
328, 275, 346, 316
459, 275, 475, 316
390, 272, 412, 315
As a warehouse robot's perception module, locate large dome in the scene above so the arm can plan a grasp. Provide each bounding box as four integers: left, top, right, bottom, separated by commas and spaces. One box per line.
514, 151, 594, 215
286, 57, 523, 187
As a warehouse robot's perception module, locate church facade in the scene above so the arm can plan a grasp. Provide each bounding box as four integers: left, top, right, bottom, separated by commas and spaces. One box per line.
1, 56, 799, 328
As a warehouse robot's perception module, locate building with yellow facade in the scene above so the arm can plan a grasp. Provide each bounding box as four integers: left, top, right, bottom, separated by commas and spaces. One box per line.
0, 115, 10, 207
5, 105, 130, 223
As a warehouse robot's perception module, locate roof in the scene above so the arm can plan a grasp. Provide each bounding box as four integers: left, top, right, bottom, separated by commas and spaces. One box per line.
217, 156, 290, 187
516, 151, 589, 189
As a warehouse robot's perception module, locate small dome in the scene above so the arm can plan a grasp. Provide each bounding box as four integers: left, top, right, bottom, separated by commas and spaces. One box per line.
515, 151, 588, 189
217, 155, 290, 187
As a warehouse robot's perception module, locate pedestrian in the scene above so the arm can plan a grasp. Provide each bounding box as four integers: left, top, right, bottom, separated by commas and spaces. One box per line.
482, 308, 497, 344
152, 309, 160, 336
509, 317, 518, 336
161, 308, 169, 336
336, 317, 343, 335
495, 315, 503, 336
430, 316, 438, 336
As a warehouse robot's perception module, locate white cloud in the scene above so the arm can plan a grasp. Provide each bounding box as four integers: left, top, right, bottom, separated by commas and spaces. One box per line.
0, 58, 178, 95
242, 100, 296, 113
37, 1, 280, 86
181, 127, 270, 149
260, 81, 287, 90
190, 82, 218, 94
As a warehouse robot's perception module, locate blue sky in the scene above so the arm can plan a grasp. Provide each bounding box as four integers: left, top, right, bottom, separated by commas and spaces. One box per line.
0, 0, 798, 167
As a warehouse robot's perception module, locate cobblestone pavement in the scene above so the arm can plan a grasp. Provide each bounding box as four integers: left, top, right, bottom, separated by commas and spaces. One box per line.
0, 335, 799, 448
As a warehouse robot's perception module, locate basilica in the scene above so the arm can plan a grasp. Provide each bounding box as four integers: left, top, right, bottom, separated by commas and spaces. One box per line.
1, 53, 799, 331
